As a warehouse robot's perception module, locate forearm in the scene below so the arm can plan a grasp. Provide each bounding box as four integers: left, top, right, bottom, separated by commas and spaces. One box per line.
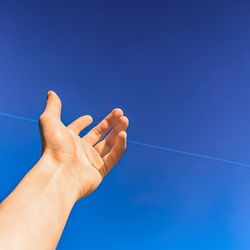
0, 154, 79, 250
0, 91, 128, 249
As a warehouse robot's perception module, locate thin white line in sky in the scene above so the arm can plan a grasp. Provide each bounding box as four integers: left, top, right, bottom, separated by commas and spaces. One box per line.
0, 111, 249, 169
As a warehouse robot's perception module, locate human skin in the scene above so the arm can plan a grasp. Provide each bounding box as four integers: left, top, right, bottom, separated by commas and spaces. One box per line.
0, 90, 129, 249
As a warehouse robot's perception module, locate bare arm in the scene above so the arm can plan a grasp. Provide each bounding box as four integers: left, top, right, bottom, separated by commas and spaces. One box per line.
0, 91, 129, 249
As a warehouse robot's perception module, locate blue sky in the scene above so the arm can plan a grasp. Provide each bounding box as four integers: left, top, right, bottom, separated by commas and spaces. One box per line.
0, 0, 249, 249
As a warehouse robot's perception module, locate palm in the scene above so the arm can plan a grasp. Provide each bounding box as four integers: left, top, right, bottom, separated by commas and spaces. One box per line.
39, 91, 128, 198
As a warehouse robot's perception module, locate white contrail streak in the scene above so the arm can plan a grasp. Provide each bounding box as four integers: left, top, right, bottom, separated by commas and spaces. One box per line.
0, 111, 249, 169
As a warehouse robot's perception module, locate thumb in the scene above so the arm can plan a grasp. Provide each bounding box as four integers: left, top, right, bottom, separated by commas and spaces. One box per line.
43, 90, 62, 119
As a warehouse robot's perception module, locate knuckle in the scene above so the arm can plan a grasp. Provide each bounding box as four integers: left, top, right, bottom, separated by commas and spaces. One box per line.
39, 113, 46, 122
39, 112, 52, 123
105, 139, 113, 151
93, 128, 103, 137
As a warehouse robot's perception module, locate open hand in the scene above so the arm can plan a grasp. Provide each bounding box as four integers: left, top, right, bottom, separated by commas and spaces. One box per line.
39, 90, 129, 199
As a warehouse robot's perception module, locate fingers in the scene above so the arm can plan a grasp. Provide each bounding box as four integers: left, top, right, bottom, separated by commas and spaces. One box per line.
67, 115, 93, 134
42, 90, 62, 119
83, 108, 123, 146
102, 131, 127, 175
95, 116, 129, 157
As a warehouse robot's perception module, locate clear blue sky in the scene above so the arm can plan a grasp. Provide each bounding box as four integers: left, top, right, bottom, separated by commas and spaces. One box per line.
0, 1, 249, 249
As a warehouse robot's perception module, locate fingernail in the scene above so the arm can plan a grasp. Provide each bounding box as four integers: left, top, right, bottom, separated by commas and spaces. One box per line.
47, 91, 52, 100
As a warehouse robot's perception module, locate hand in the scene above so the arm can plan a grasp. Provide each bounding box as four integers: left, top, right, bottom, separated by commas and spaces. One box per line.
38, 90, 129, 199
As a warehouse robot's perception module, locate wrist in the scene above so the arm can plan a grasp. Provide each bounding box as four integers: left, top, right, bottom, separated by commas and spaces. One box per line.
35, 153, 81, 203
